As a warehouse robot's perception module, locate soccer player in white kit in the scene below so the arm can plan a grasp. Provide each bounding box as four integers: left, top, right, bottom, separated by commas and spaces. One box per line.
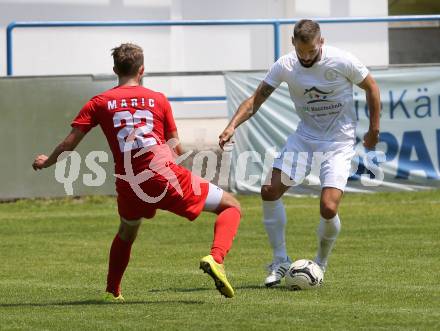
219, 19, 381, 287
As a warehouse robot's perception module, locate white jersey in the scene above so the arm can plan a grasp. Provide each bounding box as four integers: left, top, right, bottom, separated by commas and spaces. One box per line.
264, 45, 369, 142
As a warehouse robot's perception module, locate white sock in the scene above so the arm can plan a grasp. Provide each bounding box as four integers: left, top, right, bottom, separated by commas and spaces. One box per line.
315, 214, 341, 269
262, 199, 288, 263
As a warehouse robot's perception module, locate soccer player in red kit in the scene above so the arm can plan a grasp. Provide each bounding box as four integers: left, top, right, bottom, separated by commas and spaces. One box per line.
32, 43, 241, 299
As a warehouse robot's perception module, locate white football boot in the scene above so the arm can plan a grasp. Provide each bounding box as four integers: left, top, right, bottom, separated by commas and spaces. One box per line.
264, 257, 292, 287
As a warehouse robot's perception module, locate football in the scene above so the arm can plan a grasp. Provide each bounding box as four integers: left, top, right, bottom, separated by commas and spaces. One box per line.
285, 259, 324, 290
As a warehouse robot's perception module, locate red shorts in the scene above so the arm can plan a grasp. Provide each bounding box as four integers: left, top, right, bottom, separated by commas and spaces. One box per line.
116, 163, 209, 221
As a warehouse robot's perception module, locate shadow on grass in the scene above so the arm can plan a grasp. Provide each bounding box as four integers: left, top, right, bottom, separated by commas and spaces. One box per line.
148, 284, 267, 293
0, 299, 204, 307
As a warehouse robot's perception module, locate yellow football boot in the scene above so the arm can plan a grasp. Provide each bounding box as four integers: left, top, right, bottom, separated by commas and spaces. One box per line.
103, 292, 125, 303
199, 255, 234, 298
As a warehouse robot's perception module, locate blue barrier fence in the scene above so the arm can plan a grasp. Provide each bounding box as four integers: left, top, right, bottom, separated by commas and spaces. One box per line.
168, 96, 226, 102
5, 15, 440, 105
6, 15, 440, 76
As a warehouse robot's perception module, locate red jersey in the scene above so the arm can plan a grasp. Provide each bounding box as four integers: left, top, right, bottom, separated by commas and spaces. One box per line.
71, 85, 177, 176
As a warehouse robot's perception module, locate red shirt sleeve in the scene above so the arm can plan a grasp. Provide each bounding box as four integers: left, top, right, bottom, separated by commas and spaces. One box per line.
71, 97, 99, 133
161, 93, 177, 133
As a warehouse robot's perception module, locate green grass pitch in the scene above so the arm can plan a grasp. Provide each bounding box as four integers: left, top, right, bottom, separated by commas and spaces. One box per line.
0, 190, 439, 330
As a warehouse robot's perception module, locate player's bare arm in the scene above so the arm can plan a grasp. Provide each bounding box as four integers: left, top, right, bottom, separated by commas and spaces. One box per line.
165, 130, 184, 156
219, 81, 275, 149
32, 127, 86, 170
358, 73, 381, 150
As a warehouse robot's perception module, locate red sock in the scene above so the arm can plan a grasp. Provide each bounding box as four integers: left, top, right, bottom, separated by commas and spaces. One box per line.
106, 234, 132, 296
210, 207, 241, 264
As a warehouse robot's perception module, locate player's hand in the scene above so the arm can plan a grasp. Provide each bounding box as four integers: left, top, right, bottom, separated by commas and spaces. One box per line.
363, 129, 379, 150
219, 126, 235, 150
32, 154, 49, 170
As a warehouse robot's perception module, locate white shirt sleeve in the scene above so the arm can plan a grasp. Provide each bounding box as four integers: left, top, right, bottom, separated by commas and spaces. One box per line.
344, 52, 369, 85
263, 58, 285, 88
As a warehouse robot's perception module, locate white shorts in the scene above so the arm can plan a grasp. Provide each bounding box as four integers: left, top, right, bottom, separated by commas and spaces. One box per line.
203, 182, 224, 212
272, 133, 356, 192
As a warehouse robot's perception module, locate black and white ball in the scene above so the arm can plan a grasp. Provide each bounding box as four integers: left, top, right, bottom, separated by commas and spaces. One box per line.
285, 259, 324, 290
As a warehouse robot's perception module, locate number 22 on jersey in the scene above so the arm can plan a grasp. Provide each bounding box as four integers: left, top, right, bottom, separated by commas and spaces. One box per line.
113, 110, 157, 152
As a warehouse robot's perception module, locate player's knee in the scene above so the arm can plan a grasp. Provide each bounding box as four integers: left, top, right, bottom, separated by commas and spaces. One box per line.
118, 230, 136, 243
118, 221, 141, 243
118, 230, 137, 243
222, 192, 241, 214
320, 201, 338, 220
261, 185, 282, 201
